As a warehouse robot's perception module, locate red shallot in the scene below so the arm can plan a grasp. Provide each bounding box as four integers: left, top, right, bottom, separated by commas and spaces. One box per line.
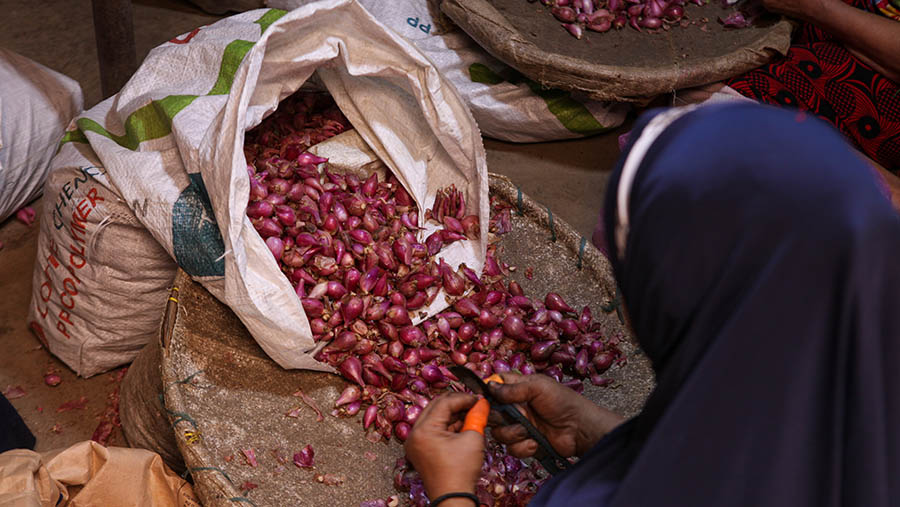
293, 444, 315, 468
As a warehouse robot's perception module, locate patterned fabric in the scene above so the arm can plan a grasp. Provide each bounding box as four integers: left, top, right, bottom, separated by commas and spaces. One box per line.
726, 0, 900, 172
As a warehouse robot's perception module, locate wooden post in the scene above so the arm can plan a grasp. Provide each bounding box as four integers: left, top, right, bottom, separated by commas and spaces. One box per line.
92, 0, 137, 98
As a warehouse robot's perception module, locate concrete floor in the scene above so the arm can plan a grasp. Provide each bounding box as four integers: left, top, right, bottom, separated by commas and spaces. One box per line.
0, 0, 628, 456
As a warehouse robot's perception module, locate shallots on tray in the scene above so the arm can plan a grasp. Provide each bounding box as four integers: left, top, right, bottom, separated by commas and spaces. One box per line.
526, 0, 758, 38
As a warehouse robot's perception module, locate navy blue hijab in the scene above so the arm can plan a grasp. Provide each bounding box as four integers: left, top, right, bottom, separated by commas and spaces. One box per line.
1, 394, 34, 453
532, 102, 900, 506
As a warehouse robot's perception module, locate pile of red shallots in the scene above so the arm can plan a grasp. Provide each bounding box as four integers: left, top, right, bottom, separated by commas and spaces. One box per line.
244, 90, 624, 505
529, 0, 755, 38
392, 440, 543, 507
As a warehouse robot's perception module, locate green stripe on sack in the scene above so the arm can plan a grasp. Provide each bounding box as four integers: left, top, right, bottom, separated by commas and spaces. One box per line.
75, 118, 134, 149
255, 8, 287, 32
73, 94, 200, 150
76, 100, 169, 150
523, 81, 613, 136
467, 63, 613, 136
468, 63, 505, 85
208, 40, 255, 95
62, 9, 285, 149
153, 95, 200, 128
59, 129, 88, 146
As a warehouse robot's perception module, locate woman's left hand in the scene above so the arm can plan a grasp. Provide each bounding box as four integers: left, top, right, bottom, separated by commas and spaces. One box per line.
404, 393, 485, 500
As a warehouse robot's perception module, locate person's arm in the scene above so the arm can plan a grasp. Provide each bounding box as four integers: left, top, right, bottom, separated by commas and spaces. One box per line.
764, 0, 900, 83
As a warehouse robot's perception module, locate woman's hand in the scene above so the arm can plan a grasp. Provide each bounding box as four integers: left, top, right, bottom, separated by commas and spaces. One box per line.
488, 373, 624, 459
404, 393, 485, 501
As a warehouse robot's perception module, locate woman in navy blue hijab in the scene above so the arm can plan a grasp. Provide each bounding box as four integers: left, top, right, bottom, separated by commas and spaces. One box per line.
405, 102, 900, 507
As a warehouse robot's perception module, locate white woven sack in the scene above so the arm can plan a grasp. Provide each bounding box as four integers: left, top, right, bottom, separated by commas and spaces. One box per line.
48, 2, 488, 371
28, 147, 176, 377
268, 0, 629, 142
0, 49, 83, 222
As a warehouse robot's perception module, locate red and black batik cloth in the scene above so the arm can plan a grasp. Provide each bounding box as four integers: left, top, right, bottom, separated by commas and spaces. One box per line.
726, 0, 900, 173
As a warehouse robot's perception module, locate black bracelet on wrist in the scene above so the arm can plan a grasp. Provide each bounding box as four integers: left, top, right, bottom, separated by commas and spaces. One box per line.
429, 491, 479, 506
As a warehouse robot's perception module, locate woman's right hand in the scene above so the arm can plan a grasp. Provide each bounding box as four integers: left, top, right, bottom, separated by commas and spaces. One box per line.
487, 373, 625, 459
